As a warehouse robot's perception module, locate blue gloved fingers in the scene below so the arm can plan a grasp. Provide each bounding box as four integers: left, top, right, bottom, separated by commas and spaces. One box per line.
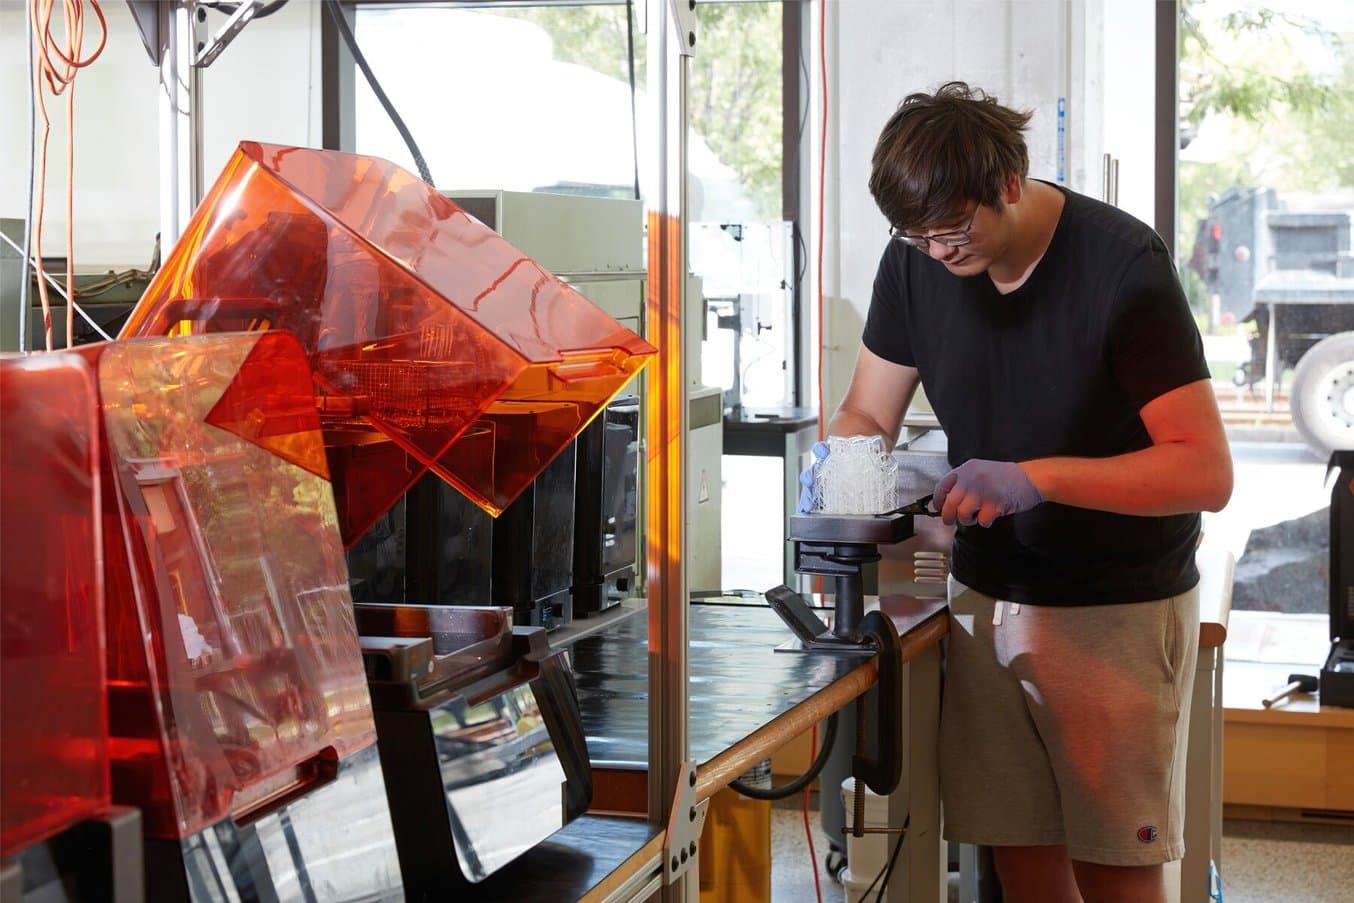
975, 498, 1008, 528
934, 459, 1042, 528
954, 489, 984, 527
790, 441, 823, 511
796, 440, 832, 513
799, 465, 815, 493
932, 469, 960, 511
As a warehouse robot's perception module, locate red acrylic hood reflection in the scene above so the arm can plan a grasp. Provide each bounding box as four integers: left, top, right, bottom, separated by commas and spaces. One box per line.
0, 353, 109, 858
78, 332, 377, 839
121, 142, 655, 546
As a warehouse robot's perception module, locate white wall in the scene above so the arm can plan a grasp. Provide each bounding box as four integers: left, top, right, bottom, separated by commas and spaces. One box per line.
1101, 0, 1157, 226
816, 0, 1082, 411
0, 1, 322, 268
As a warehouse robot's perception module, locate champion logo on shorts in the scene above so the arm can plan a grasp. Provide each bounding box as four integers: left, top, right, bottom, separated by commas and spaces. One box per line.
1137, 825, 1159, 843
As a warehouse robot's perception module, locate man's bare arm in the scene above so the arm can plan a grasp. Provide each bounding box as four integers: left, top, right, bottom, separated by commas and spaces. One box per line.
1020, 378, 1233, 515
827, 345, 922, 450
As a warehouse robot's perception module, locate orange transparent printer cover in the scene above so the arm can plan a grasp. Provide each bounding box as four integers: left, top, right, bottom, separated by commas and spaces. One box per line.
0, 353, 110, 857
80, 332, 376, 838
122, 142, 655, 545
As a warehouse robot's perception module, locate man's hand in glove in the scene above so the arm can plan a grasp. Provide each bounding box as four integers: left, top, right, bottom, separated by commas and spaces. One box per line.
796, 441, 830, 513
933, 459, 1043, 527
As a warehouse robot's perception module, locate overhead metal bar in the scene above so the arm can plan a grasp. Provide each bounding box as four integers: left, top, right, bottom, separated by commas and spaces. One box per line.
194, 0, 263, 68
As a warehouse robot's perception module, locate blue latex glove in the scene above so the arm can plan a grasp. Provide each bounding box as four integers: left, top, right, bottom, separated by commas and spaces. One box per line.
796, 441, 830, 513
933, 459, 1042, 527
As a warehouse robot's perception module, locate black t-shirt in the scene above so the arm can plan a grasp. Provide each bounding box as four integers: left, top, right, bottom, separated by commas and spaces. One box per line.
863, 183, 1210, 606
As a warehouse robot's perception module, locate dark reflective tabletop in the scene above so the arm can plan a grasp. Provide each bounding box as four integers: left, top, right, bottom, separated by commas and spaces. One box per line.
567, 600, 873, 767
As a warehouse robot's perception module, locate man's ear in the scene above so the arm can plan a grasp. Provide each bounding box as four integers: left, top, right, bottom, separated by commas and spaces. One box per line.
1002, 174, 1023, 206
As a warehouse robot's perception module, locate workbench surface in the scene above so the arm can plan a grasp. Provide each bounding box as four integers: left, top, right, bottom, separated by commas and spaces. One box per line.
570, 599, 864, 766
455, 814, 663, 902
470, 595, 947, 902
568, 596, 947, 767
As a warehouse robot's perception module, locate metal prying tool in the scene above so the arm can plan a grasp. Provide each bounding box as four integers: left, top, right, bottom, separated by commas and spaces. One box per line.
1261, 673, 1319, 708
878, 493, 938, 518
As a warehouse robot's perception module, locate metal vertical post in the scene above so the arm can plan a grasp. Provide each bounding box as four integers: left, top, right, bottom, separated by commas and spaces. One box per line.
321, 1, 357, 152
646, 2, 693, 899
159, 1, 203, 250
1155, 0, 1179, 256
1265, 301, 1278, 412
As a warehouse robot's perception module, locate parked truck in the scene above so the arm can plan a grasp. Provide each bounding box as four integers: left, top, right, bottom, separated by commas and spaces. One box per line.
1193, 189, 1354, 458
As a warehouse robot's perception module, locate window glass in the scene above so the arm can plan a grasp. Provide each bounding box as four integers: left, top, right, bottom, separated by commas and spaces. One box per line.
1180, 0, 1354, 663
352, 2, 783, 219
354, 5, 640, 196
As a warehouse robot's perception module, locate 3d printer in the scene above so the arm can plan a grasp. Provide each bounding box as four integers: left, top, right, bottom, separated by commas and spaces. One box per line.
1, 353, 142, 902
120, 144, 654, 889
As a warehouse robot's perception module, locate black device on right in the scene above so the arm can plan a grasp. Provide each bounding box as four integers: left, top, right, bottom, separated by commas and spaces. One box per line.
572, 395, 640, 617
1323, 450, 1354, 707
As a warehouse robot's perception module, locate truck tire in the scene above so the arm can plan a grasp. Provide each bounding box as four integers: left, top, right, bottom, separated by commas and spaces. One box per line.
1291, 331, 1354, 459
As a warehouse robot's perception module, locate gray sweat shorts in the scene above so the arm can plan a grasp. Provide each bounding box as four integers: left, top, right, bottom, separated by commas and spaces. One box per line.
939, 576, 1200, 866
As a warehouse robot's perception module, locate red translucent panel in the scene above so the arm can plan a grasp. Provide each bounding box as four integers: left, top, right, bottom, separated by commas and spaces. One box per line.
0, 353, 109, 857
122, 142, 655, 542
79, 332, 376, 839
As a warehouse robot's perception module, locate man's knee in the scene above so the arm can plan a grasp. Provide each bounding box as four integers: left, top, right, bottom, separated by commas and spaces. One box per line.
1071, 858, 1166, 903
991, 845, 1080, 903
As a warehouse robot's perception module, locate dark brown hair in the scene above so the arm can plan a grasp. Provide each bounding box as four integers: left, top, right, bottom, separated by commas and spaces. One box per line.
868, 81, 1033, 232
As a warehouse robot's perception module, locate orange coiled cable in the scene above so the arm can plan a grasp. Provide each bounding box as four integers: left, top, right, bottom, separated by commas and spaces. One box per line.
29, 0, 107, 351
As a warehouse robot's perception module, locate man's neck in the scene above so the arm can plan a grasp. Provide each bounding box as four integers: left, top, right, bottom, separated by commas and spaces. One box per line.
988, 180, 1064, 294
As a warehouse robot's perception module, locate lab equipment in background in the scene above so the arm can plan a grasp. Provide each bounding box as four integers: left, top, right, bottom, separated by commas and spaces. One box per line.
121, 145, 654, 548
1323, 450, 1354, 706
573, 395, 641, 617
0, 218, 154, 352
693, 222, 803, 592
692, 221, 796, 413
403, 443, 577, 629
355, 603, 592, 894
688, 384, 725, 594
0, 352, 143, 902
722, 405, 820, 592
370, 192, 724, 618
447, 190, 645, 336
362, 190, 650, 628
79, 332, 403, 901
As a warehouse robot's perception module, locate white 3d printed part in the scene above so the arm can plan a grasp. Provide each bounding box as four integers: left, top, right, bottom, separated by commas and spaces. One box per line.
813, 435, 900, 514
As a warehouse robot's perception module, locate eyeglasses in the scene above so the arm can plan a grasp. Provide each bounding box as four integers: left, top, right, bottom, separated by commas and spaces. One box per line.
889, 206, 979, 249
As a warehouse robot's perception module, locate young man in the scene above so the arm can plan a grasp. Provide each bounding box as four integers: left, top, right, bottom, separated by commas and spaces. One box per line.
831, 82, 1233, 901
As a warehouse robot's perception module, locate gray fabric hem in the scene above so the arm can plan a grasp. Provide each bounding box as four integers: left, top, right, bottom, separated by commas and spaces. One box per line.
942, 825, 1067, 848
1065, 840, 1186, 867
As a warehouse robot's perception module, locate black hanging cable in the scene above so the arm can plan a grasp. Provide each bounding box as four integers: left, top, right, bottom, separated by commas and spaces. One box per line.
624, 0, 640, 200
203, 0, 290, 20
323, 0, 434, 186
858, 811, 908, 902
728, 711, 839, 801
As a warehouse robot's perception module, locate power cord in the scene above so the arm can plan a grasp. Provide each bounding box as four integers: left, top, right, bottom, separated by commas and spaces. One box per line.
624, 0, 640, 201
857, 811, 908, 902
802, 726, 823, 903
728, 710, 838, 800
27, 0, 108, 351
322, 0, 434, 186
202, 0, 289, 19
